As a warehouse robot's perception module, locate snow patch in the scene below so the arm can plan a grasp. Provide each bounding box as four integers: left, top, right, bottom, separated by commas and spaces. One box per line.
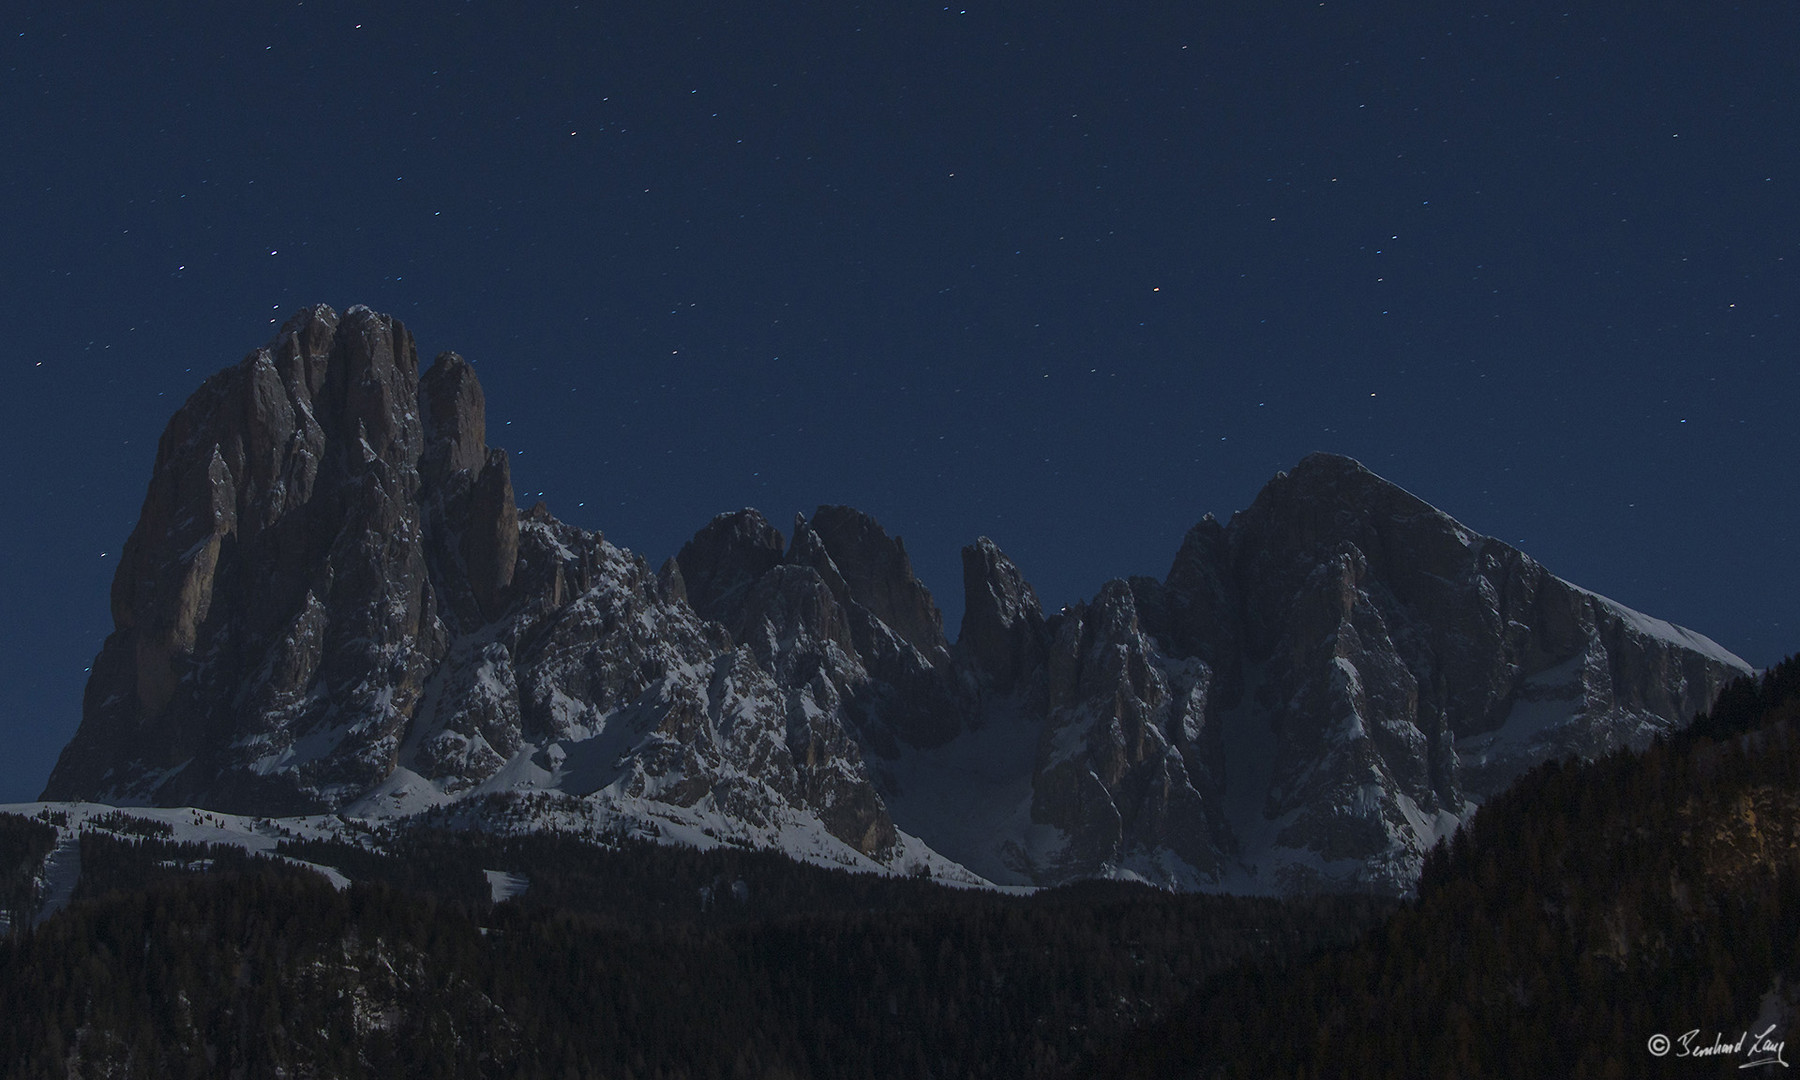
1569, 584, 1752, 671
879, 698, 1060, 886
0, 801, 367, 910
484, 869, 530, 903
1454, 654, 1587, 770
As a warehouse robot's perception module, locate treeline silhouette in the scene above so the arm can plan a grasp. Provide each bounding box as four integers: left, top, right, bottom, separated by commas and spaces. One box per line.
1106, 656, 1800, 1078
0, 813, 1391, 1077
0, 812, 56, 930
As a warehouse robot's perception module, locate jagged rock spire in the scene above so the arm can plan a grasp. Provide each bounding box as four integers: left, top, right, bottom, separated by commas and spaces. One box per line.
45, 306, 513, 811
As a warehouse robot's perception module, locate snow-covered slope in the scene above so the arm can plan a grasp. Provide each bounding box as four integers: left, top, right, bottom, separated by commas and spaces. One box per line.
0, 801, 357, 928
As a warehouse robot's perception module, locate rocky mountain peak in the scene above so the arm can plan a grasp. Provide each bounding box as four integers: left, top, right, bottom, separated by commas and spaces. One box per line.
802, 506, 947, 659
955, 537, 1049, 698
48, 305, 497, 812
1143, 514, 1239, 683
674, 508, 786, 626
43, 306, 1753, 896
419, 351, 488, 481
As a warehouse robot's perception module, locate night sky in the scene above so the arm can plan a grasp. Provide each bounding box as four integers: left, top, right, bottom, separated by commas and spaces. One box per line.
3, 3, 1796, 803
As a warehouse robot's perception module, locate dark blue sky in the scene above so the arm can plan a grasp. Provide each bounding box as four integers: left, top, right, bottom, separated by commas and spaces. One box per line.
3, 2, 1796, 802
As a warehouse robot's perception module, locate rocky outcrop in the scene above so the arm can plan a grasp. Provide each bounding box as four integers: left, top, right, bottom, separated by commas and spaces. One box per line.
673, 509, 786, 626
955, 537, 1050, 703
1027, 579, 1227, 883
805, 506, 947, 659
418, 352, 516, 627
48, 306, 451, 812
44, 309, 1751, 895
1006, 453, 1752, 892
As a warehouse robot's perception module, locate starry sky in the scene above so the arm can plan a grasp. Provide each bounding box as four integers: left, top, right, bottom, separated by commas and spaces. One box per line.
3, 2, 1796, 802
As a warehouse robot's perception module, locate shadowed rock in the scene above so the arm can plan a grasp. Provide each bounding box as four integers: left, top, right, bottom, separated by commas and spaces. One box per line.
955, 537, 1050, 700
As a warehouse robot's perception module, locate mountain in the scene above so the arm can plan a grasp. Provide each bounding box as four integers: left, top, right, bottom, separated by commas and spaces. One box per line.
41, 304, 1752, 894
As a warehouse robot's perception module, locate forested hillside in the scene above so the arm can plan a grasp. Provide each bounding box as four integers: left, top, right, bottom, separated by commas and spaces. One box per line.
0, 812, 56, 931
1109, 657, 1800, 1078
0, 820, 1389, 1078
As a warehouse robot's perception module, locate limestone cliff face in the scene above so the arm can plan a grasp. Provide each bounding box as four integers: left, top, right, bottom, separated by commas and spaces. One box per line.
44, 309, 1752, 894
955, 537, 1049, 703
48, 306, 458, 811
418, 351, 516, 626
997, 453, 1753, 892
1025, 578, 1227, 882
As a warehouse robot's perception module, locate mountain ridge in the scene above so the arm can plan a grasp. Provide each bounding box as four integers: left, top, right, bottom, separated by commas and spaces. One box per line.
42, 304, 1751, 894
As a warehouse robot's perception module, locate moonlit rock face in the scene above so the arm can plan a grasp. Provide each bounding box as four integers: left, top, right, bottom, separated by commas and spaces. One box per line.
43, 309, 1753, 894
